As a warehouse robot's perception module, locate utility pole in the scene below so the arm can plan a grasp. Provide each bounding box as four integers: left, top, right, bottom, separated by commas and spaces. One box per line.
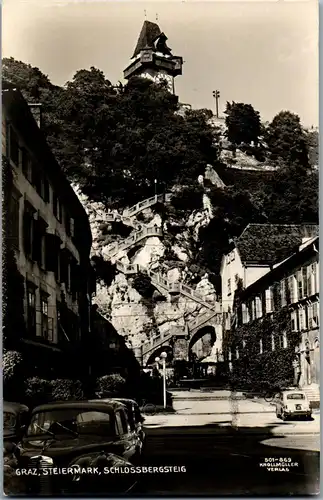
212, 90, 220, 118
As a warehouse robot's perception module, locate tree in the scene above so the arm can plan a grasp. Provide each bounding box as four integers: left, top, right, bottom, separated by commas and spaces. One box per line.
224, 101, 262, 149
2, 57, 65, 164
265, 111, 309, 168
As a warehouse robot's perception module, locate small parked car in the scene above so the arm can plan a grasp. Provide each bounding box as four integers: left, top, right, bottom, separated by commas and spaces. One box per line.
4, 401, 29, 452
275, 390, 312, 420
106, 398, 145, 448
15, 400, 141, 495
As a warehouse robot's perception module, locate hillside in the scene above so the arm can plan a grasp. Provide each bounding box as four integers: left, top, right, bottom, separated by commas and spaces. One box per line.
2, 58, 319, 363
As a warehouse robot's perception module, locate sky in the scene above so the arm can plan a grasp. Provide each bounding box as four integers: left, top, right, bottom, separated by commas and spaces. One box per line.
2, 0, 318, 127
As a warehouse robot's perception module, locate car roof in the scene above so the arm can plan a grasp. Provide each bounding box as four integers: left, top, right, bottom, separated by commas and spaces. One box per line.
32, 400, 124, 413
4, 401, 29, 413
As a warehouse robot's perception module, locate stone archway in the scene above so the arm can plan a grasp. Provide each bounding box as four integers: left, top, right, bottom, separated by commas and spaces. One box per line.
145, 344, 173, 367
188, 325, 217, 361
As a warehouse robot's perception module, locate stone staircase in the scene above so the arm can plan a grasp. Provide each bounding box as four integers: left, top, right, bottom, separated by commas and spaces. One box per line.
115, 260, 218, 311
123, 193, 172, 218
142, 308, 222, 359
142, 327, 186, 358
103, 226, 163, 258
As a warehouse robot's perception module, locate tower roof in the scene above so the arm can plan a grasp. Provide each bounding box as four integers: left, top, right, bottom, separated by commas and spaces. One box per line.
132, 20, 162, 58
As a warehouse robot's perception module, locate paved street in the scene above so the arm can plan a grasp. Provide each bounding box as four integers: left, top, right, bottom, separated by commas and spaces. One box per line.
136, 391, 320, 496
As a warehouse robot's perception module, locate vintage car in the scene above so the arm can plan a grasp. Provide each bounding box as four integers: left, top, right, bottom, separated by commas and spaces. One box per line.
16, 400, 141, 495
95, 398, 146, 449
275, 390, 312, 420
4, 401, 29, 451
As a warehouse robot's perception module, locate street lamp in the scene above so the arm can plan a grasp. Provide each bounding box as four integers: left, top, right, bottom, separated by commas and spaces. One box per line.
154, 178, 158, 200
160, 352, 167, 409
212, 90, 220, 118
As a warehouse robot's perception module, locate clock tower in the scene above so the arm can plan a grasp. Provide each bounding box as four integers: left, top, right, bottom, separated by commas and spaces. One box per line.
123, 20, 183, 95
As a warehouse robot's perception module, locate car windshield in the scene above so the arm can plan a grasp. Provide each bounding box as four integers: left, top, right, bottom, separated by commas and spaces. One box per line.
286, 393, 306, 400
27, 409, 113, 437
4, 412, 16, 428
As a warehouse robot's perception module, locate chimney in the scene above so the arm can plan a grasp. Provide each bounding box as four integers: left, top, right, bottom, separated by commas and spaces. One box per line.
28, 103, 42, 128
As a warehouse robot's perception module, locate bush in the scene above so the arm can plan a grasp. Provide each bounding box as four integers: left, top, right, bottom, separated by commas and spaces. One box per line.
3, 350, 23, 383
25, 377, 52, 405
171, 185, 204, 213
96, 374, 126, 397
51, 379, 84, 401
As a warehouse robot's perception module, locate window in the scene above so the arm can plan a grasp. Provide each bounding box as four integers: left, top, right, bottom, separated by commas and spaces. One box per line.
26, 284, 36, 337
70, 218, 75, 238
288, 275, 297, 303
265, 288, 274, 313
242, 303, 249, 324
291, 310, 298, 332
297, 270, 304, 300
31, 163, 42, 195
227, 278, 231, 295
65, 213, 71, 236
280, 279, 287, 307
23, 202, 36, 259
8, 189, 21, 249
250, 300, 256, 321
308, 302, 319, 330
302, 267, 308, 297
53, 193, 62, 222
40, 293, 49, 339
299, 307, 306, 331
9, 126, 19, 165
115, 411, 128, 435
271, 334, 275, 351
277, 332, 287, 349
255, 296, 262, 319
21, 148, 30, 180
311, 263, 318, 294
313, 302, 320, 328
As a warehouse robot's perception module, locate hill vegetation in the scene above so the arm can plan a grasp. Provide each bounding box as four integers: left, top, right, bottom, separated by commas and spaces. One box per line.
3, 57, 318, 277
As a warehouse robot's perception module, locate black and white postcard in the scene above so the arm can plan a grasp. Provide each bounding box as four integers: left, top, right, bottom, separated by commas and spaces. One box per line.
2, 0, 319, 496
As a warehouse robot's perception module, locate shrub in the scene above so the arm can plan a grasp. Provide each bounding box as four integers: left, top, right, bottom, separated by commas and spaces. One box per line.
171, 185, 204, 213
51, 379, 84, 401
96, 374, 126, 397
25, 377, 52, 404
132, 272, 154, 298
3, 351, 23, 383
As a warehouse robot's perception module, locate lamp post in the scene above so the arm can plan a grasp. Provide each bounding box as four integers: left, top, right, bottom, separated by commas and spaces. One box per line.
160, 352, 167, 409
212, 90, 220, 118
154, 178, 158, 201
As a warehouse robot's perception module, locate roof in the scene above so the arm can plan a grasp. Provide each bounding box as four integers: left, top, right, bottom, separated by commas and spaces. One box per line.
235, 224, 319, 266
31, 400, 123, 413
132, 20, 162, 58
237, 236, 319, 301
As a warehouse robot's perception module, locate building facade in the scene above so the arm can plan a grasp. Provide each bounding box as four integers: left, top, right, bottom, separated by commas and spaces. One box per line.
225, 236, 319, 400
220, 223, 319, 315
2, 82, 94, 379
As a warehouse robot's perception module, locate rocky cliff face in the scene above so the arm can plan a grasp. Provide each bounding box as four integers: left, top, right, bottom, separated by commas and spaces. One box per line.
72, 172, 219, 362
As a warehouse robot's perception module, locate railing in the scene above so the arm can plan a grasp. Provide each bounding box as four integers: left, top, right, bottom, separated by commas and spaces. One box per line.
115, 259, 219, 310
123, 193, 172, 218
104, 226, 163, 258
142, 327, 185, 356
187, 309, 222, 336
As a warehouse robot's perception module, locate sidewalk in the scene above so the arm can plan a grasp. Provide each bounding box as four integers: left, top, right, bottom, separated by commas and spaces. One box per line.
172, 397, 273, 414
143, 412, 320, 436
